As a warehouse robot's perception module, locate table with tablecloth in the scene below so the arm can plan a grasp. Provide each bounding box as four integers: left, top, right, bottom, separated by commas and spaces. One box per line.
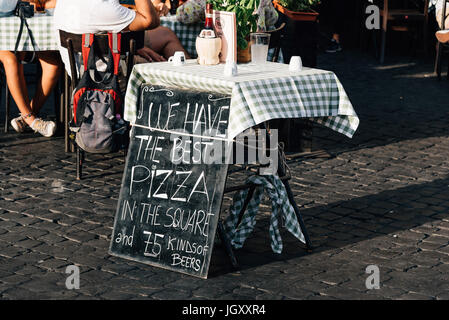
124, 60, 359, 141
123, 60, 359, 253
0, 11, 58, 51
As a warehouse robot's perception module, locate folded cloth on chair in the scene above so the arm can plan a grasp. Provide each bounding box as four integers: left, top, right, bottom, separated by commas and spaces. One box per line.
224, 175, 305, 254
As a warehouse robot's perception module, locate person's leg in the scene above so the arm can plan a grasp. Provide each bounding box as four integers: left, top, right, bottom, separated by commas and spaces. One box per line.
145, 26, 190, 59
0, 51, 33, 119
326, 0, 344, 53
31, 51, 62, 115
0, 50, 57, 137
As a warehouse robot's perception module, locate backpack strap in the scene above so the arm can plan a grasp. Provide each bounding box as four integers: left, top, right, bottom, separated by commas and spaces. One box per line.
108, 33, 121, 76
82, 33, 95, 71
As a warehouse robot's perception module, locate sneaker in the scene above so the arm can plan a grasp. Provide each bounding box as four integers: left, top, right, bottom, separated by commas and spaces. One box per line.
10, 116, 28, 133
436, 30, 449, 43
30, 118, 56, 137
326, 39, 342, 53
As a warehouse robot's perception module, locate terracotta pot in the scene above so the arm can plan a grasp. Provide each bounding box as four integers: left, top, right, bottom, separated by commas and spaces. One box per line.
237, 45, 251, 63
272, 1, 319, 22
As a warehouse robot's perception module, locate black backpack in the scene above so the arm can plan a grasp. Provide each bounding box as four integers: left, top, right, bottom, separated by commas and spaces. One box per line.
70, 33, 127, 154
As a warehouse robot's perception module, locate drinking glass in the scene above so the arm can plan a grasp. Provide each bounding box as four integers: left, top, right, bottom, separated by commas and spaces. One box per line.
250, 33, 270, 64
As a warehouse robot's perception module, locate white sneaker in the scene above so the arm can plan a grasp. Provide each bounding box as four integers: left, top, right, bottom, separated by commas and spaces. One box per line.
31, 118, 56, 137
10, 116, 28, 133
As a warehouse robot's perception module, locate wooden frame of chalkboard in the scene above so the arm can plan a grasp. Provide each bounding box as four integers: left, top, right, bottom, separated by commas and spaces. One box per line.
109, 85, 232, 279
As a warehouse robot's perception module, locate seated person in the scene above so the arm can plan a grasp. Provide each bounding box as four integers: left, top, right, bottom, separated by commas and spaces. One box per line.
54, 0, 158, 75
436, 0, 449, 29
0, 0, 61, 137
54, 0, 189, 69
136, 0, 191, 63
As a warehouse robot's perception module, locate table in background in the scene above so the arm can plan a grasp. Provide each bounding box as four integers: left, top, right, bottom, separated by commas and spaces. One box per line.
0, 11, 62, 134
122, 59, 359, 265
160, 15, 203, 58
0, 11, 59, 51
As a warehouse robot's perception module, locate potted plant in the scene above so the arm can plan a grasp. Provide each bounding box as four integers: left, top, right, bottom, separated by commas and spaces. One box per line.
273, 0, 321, 66
272, 0, 320, 21
210, 0, 258, 63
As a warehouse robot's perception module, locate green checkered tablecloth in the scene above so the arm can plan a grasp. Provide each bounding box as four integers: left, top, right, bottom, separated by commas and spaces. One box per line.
224, 175, 306, 254
124, 60, 359, 140
160, 16, 202, 58
0, 12, 59, 51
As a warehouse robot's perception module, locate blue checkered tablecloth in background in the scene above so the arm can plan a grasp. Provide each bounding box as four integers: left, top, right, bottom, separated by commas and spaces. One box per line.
160, 16, 203, 58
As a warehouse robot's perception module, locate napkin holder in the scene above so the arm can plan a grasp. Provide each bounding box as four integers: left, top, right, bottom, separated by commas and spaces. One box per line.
195, 36, 222, 66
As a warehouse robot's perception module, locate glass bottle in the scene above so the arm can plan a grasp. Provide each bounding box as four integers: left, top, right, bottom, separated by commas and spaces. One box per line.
204, 1, 213, 30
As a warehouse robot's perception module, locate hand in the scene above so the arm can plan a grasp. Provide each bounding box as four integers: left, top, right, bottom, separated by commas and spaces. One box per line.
44, 0, 57, 9
155, 3, 170, 17
137, 47, 167, 62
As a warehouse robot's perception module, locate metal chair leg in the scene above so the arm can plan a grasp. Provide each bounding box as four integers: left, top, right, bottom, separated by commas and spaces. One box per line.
236, 185, 256, 226
380, 25, 387, 64
76, 145, 84, 180
5, 85, 10, 133
64, 71, 70, 153
446, 55, 449, 80
59, 73, 64, 125
217, 221, 239, 270
53, 78, 61, 132
217, 184, 256, 269
435, 42, 443, 81
380, 1, 388, 64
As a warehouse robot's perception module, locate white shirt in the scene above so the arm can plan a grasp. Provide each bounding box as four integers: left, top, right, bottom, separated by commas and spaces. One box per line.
436, 0, 449, 13
54, 0, 136, 76
54, 0, 136, 34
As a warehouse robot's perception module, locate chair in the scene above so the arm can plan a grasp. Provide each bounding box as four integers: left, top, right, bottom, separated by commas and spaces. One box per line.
59, 30, 144, 179
434, 1, 449, 80
218, 123, 313, 269
379, 0, 430, 63
0, 66, 7, 132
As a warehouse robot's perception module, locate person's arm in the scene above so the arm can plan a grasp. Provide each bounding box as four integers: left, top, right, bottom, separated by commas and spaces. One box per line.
126, 0, 160, 31
44, 0, 56, 9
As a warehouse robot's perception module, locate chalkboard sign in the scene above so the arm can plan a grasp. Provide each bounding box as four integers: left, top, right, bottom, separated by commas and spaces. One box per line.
110, 85, 231, 278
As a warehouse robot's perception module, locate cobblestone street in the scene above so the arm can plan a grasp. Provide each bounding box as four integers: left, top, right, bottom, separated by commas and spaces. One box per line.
1, 49, 449, 300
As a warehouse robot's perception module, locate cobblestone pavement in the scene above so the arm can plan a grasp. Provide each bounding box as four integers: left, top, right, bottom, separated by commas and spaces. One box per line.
1, 49, 449, 300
